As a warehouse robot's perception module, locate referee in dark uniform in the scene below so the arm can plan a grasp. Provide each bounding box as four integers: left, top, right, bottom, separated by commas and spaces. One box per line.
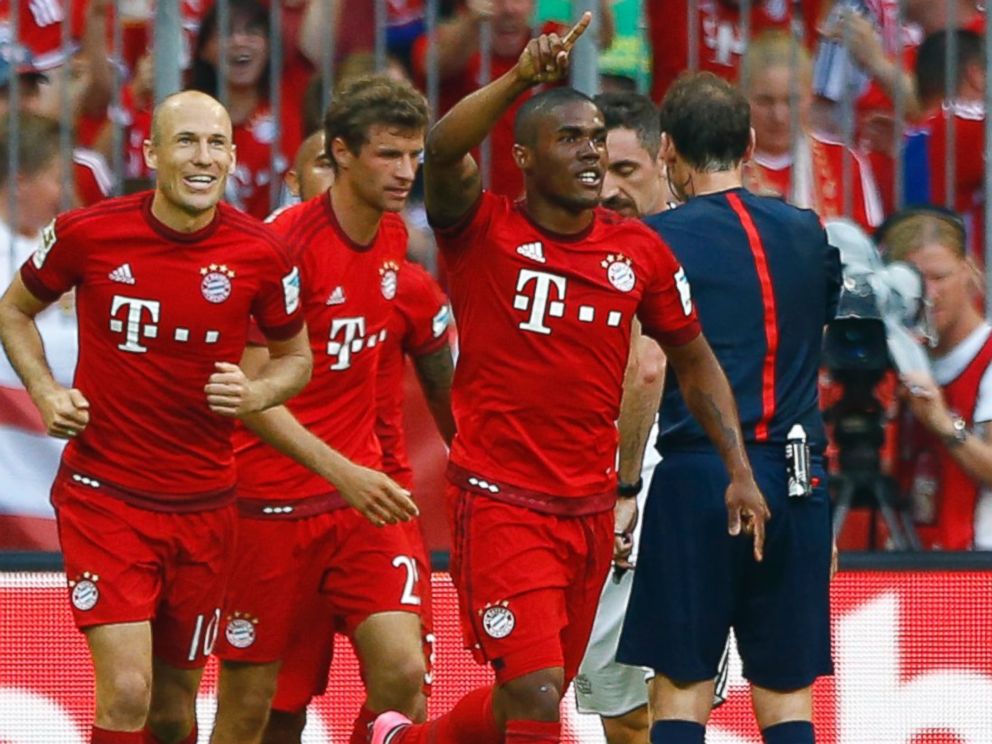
617, 72, 841, 744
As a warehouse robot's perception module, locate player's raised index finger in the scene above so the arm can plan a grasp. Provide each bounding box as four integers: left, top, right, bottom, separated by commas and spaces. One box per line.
561, 11, 592, 50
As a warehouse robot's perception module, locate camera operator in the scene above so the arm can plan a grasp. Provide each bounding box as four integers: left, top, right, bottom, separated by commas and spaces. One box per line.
881, 208, 992, 550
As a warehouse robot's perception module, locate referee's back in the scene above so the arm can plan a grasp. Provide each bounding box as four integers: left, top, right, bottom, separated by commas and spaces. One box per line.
647, 187, 841, 454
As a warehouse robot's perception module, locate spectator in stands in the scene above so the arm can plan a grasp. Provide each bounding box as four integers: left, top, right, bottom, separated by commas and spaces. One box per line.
409, 0, 615, 198
648, 0, 823, 104
903, 29, 986, 263
742, 31, 884, 230
879, 207, 992, 550
190, 0, 299, 219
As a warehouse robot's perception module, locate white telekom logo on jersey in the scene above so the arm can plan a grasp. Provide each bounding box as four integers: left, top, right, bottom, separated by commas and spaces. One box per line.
513, 269, 625, 335
326, 316, 386, 370
109, 296, 223, 353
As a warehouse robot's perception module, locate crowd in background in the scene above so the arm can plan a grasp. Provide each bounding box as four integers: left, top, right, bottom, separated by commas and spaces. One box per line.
2, 0, 991, 551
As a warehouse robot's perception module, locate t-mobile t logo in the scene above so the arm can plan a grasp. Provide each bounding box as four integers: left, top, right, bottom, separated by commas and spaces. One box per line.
109, 296, 161, 353
327, 316, 369, 370
513, 269, 567, 335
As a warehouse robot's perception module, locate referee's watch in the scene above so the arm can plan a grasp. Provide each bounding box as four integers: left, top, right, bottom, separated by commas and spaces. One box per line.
942, 415, 969, 448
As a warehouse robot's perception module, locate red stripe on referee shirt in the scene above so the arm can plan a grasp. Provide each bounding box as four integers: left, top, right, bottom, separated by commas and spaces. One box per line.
726, 193, 778, 442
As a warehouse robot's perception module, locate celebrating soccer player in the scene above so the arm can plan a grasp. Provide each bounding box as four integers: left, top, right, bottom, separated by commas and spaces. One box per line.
0, 90, 311, 744
209, 76, 434, 744
371, 15, 769, 744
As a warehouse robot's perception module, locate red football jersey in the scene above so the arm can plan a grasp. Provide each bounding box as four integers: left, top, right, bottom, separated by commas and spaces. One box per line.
747, 134, 883, 229
411, 22, 561, 199
228, 103, 293, 220
73, 148, 113, 207
234, 192, 408, 500
648, 0, 820, 102
375, 260, 451, 489
19, 192, 303, 507
0, 0, 85, 69
438, 192, 700, 501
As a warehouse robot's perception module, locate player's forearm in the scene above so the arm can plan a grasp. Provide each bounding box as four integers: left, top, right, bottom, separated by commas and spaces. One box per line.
432, 12, 485, 79
0, 301, 60, 403
241, 405, 362, 488
249, 349, 312, 411
617, 338, 665, 483
414, 346, 456, 445
298, 0, 341, 66
426, 67, 532, 167
665, 335, 752, 479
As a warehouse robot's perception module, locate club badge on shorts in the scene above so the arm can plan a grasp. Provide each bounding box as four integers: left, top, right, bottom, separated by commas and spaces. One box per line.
479, 600, 515, 639
224, 611, 258, 649
380, 261, 399, 300
68, 572, 100, 611
602, 253, 635, 292
200, 264, 236, 304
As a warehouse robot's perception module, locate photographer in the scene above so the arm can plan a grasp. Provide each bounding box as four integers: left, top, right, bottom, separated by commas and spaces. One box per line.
881, 209, 992, 551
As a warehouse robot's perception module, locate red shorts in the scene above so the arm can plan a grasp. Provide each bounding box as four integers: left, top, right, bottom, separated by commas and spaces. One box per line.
216, 506, 430, 711
447, 485, 613, 685
52, 473, 237, 669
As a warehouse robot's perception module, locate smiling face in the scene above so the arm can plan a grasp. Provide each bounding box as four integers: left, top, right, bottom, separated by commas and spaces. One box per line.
331, 123, 424, 213
519, 100, 608, 212
200, 7, 269, 91
143, 91, 236, 231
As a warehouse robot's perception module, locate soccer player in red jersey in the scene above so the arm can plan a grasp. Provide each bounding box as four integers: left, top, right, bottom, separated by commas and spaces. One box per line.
209, 76, 433, 744
0, 90, 311, 744
372, 15, 769, 744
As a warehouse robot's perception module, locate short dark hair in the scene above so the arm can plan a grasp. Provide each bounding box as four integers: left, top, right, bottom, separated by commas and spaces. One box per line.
513, 87, 599, 148
915, 29, 985, 108
0, 112, 60, 187
659, 72, 750, 172
323, 74, 429, 171
593, 92, 660, 158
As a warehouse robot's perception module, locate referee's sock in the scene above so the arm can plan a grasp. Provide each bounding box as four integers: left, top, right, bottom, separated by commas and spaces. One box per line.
650, 719, 705, 743
761, 720, 815, 744
88, 727, 143, 743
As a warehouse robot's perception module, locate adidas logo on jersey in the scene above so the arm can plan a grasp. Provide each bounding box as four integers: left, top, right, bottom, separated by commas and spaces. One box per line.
516, 241, 545, 264
326, 286, 346, 305
108, 263, 135, 285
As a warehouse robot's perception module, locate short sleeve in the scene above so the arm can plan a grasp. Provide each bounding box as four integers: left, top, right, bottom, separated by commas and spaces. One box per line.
251, 241, 305, 341
19, 215, 85, 302
430, 191, 499, 271
400, 264, 451, 357
637, 234, 701, 348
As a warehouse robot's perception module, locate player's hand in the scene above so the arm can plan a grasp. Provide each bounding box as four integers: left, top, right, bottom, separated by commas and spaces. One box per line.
820, 8, 884, 74
336, 462, 419, 526
36, 386, 90, 439
900, 371, 954, 436
205, 361, 265, 417
613, 496, 638, 569
725, 474, 770, 562
515, 11, 591, 85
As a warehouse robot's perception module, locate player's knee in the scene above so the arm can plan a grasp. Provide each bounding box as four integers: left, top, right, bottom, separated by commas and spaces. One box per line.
98, 669, 152, 728
367, 652, 426, 708
262, 708, 307, 744
498, 673, 564, 722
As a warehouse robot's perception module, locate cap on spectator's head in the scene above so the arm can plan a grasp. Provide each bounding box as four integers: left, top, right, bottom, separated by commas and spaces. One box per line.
0, 50, 50, 90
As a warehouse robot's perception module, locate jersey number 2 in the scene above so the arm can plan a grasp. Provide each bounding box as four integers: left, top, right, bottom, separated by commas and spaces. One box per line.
392, 555, 422, 606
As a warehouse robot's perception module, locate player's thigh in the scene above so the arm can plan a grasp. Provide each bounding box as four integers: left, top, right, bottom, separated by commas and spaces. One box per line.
616, 453, 736, 681
153, 504, 238, 669
735, 450, 833, 691
215, 516, 312, 665
54, 477, 166, 628
352, 610, 427, 712
85, 621, 154, 710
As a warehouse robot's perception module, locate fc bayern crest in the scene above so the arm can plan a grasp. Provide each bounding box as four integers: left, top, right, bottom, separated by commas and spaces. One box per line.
200, 263, 236, 303
380, 261, 399, 300
69, 572, 100, 611
602, 253, 635, 293
480, 601, 515, 639
225, 614, 258, 649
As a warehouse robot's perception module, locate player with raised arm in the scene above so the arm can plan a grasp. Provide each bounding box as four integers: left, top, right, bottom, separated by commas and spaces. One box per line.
372, 15, 768, 744
209, 75, 433, 744
0, 90, 310, 744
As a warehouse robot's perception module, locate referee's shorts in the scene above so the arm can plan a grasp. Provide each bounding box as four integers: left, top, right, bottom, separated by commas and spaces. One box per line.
617, 445, 833, 692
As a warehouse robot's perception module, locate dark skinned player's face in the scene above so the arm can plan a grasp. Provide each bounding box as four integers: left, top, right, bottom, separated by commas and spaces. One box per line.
528, 101, 607, 211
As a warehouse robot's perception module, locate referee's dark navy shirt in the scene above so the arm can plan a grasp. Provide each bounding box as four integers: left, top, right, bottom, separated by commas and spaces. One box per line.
646, 187, 841, 455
